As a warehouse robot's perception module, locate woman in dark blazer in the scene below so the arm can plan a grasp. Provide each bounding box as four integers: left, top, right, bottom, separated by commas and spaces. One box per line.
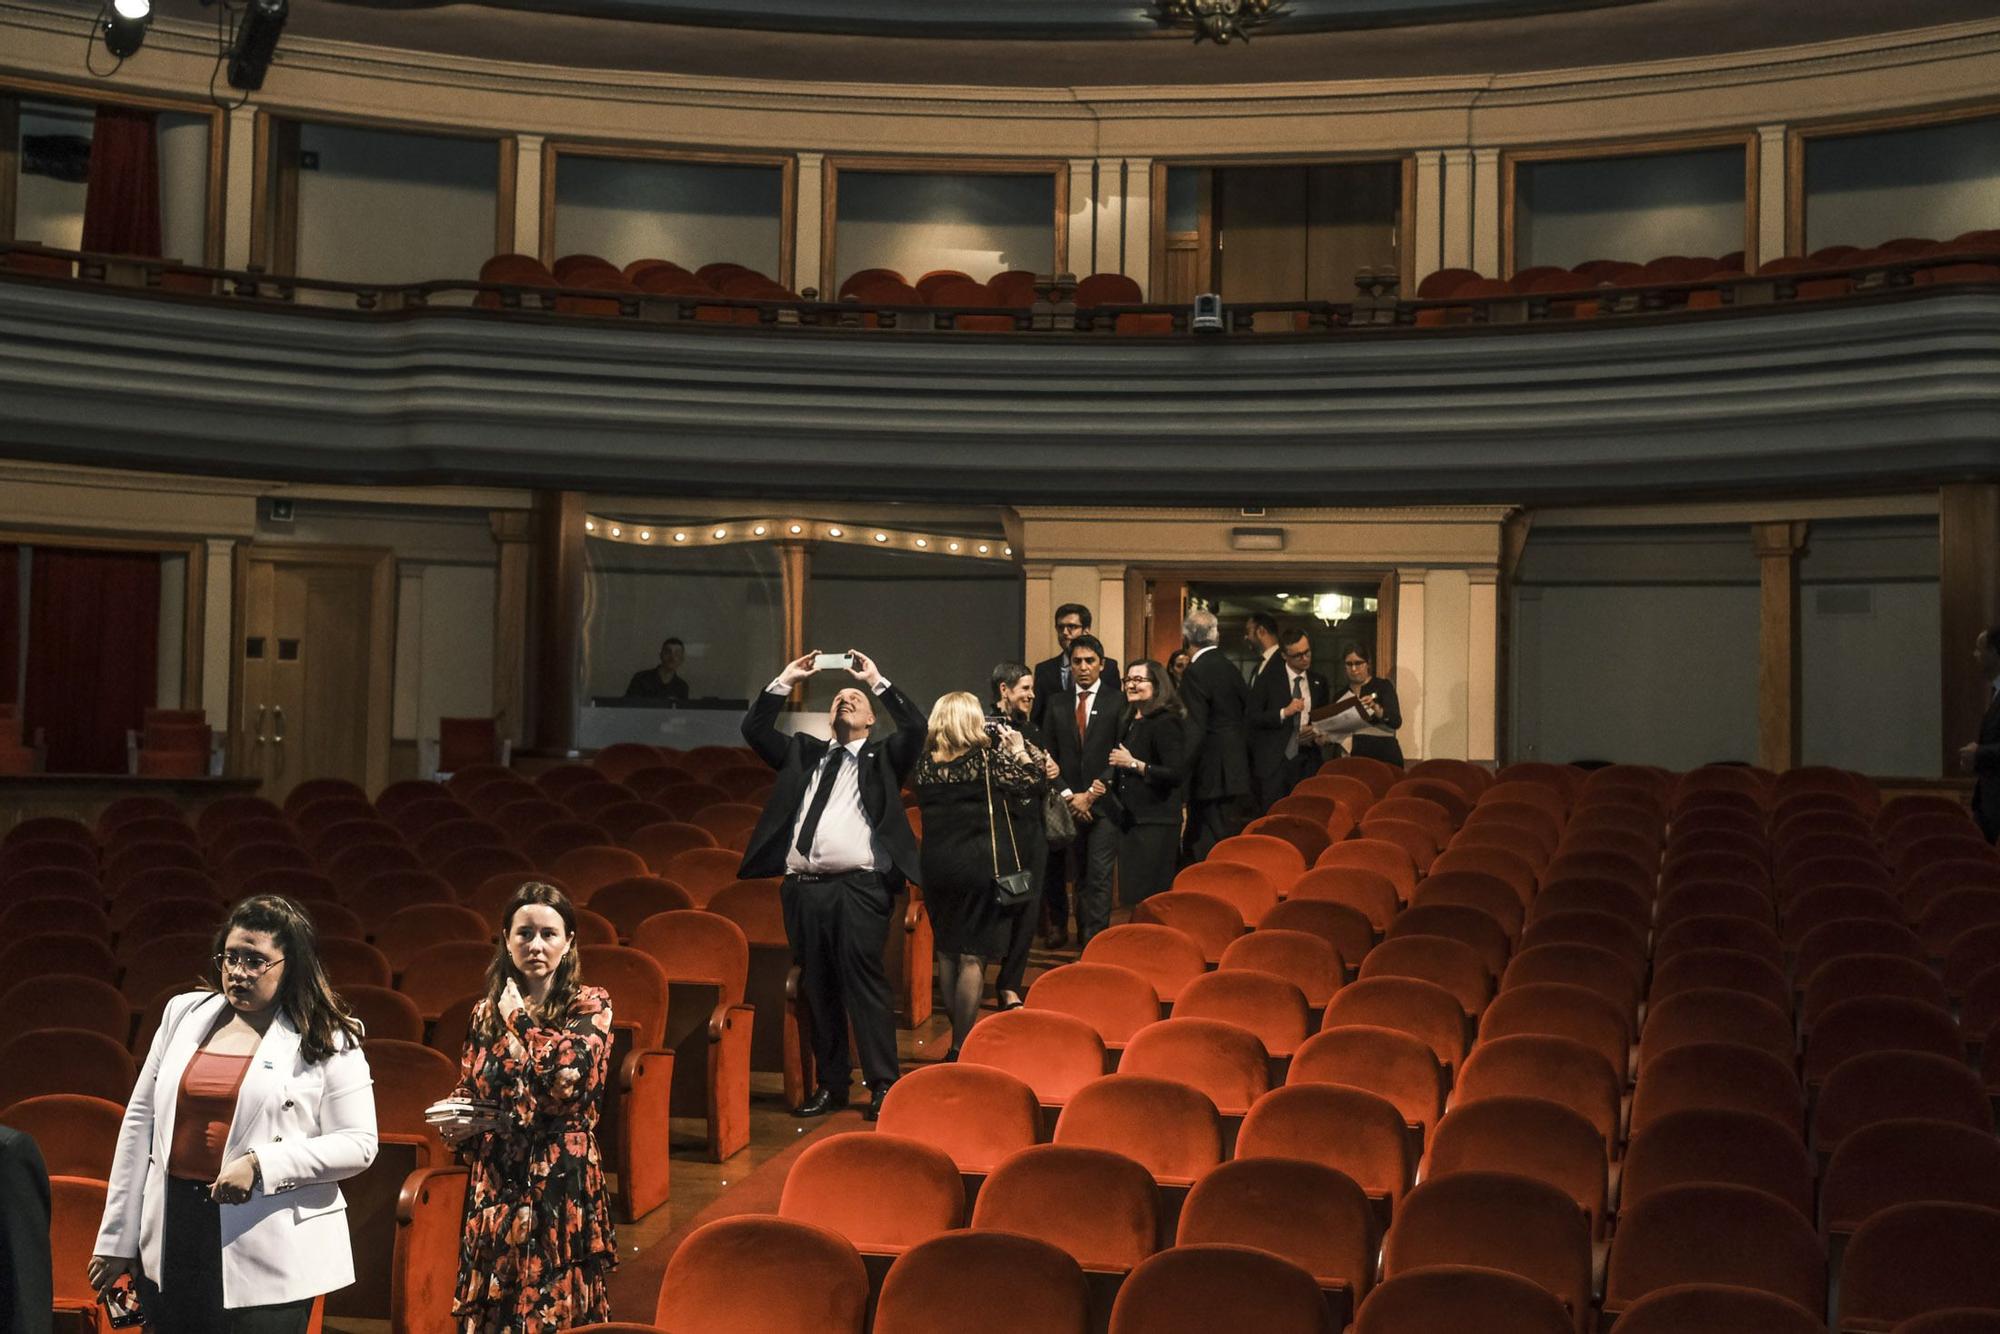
1337, 643, 1405, 767
1098, 659, 1188, 904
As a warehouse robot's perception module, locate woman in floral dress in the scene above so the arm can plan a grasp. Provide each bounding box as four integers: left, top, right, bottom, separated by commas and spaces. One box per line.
431, 881, 616, 1332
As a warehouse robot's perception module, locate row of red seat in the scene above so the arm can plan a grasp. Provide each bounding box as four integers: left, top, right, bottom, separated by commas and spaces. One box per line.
1414, 227, 2000, 323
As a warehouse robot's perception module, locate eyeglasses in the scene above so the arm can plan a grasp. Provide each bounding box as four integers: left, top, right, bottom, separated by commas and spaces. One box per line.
1342, 660, 1368, 668
1056, 621, 1084, 632
1122, 677, 1152, 686
215, 951, 284, 977
1283, 649, 1312, 661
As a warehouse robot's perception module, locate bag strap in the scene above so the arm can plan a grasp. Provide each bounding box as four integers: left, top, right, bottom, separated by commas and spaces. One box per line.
983, 748, 1021, 873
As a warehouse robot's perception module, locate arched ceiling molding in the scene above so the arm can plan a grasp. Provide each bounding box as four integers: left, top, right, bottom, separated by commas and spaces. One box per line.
3, 0, 2000, 157
2, 280, 1997, 506
333, 0, 1653, 40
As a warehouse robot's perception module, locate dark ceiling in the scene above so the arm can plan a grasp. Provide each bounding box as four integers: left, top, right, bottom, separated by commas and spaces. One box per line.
147, 0, 1999, 86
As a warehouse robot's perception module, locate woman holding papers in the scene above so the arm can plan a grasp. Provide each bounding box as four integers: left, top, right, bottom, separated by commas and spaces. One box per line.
1317, 643, 1405, 767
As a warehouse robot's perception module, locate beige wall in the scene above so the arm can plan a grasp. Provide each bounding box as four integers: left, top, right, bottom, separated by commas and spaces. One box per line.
295, 122, 498, 285
552, 156, 783, 275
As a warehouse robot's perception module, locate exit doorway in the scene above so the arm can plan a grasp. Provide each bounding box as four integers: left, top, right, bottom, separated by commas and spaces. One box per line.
1126, 568, 1398, 683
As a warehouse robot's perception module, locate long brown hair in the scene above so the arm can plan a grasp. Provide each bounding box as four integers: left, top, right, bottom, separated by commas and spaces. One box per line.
204, 894, 363, 1064
1121, 658, 1185, 724
476, 881, 584, 1038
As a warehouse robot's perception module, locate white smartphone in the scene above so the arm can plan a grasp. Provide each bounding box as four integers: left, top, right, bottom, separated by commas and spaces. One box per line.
812, 652, 855, 672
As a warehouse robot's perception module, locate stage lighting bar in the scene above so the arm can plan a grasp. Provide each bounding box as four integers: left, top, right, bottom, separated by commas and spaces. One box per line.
583, 515, 1015, 562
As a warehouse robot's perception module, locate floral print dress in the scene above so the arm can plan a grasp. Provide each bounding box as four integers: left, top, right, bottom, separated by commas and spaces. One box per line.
451, 985, 618, 1333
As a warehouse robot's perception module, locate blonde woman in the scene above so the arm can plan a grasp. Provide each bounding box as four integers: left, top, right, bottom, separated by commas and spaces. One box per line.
913, 691, 1042, 1058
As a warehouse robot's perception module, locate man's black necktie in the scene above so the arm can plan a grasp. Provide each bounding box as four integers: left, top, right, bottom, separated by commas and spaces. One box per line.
794, 746, 847, 857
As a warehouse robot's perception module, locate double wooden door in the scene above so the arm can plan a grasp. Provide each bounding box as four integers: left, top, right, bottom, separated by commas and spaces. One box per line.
232, 545, 393, 803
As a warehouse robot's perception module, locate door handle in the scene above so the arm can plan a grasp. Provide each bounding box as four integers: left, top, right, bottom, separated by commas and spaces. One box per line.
272, 706, 286, 746
253, 704, 268, 746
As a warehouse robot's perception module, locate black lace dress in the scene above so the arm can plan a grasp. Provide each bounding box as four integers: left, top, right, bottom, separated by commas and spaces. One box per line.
914, 746, 1042, 960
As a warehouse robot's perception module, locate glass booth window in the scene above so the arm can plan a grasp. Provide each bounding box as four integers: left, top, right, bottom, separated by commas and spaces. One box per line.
580, 532, 784, 752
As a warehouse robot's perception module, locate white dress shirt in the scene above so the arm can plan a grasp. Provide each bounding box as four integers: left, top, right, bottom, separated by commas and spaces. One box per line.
765, 676, 894, 875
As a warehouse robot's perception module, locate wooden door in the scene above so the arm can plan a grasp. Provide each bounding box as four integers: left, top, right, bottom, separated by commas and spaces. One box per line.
233, 545, 393, 802
1216, 166, 1309, 304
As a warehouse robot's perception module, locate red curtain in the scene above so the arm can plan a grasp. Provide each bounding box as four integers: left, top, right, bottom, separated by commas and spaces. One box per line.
24, 547, 161, 773
81, 105, 162, 257
0, 545, 17, 706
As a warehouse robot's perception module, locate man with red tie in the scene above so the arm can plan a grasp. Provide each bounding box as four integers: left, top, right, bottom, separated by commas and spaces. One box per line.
1047, 634, 1124, 947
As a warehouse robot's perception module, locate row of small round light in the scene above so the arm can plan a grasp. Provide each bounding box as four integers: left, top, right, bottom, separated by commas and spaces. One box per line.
583, 516, 1014, 561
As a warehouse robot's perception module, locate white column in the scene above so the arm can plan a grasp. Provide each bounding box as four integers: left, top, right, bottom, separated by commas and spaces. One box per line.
512, 133, 545, 265
793, 150, 824, 295
222, 106, 258, 270
1066, 157, 1096, 278
201, 538, 235, 728
1395, 568, 1428, 762
1466, 566, 1500, 764
1092, 159, 1122, 280
1757, 123, 1787, 265
157, 116, 210, 265
1471, 147, 1503, 277
1440, 149, 1474, 273
1096, 565, 1127, 667
1120, 157, 1153, 294
1411, 150, 1445, 286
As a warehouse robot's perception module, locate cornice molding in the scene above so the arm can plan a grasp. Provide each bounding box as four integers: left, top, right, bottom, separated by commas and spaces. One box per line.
3, 0, 1999, 154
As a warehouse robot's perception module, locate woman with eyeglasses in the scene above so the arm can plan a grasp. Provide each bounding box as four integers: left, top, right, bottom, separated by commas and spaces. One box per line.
1334, 643, 1405, 766
435, 880, 617, 1333
1098, 659, 1188, 904
89, 894, 377, 1333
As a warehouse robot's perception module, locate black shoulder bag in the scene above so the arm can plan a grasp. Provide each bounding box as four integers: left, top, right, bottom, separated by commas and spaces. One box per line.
985, 750, 1036, 908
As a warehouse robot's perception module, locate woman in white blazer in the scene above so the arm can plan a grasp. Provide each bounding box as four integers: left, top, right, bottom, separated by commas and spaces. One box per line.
89, 894, 378, 1333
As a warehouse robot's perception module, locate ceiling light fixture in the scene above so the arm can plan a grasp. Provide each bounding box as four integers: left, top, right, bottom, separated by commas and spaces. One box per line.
226, 0, 289, 91
99, 0, 150, 59
1154, 0, 1282, 44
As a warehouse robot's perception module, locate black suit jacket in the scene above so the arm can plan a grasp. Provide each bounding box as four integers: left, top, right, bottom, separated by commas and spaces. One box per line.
738, 682, 927, 884
1104, 710, 1188, 827
0, 1126, 52, 1334
1344, 675, 1406, 766
1180, 647, 1252, 800
1249, 660, 1331, 774
1048, 681, 1124, 793
1974, 684, 2000, 836
1030, 653, 1118, 734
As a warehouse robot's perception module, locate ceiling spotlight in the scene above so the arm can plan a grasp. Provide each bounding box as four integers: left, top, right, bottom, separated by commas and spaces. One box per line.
947, 542, 960, 552
584, 520, 596, 532
873, 532, 888, 543
915, 538, 928, 549
788, 524, 803, 535
827, 527, 844, 538
977, 544, 990, 554
672, 532, 687, 542
101, 0, 150, 58
1004, 546, 1013, 556
608, 526, 621, 537
226, 0, 289, 91
639, 530, 652, 541
713, 528, 727, 539
753, 525, 767, 536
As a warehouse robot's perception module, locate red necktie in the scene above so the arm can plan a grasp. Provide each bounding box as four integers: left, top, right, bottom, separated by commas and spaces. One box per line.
1076, 689, 1089, 737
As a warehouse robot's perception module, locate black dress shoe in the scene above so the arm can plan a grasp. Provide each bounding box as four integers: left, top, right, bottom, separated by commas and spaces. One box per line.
860, 1089, 889, 1123
794, 1087, 850, 1118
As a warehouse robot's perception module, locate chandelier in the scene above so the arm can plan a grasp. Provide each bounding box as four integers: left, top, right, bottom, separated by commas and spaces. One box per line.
1155, 0, 1284, 44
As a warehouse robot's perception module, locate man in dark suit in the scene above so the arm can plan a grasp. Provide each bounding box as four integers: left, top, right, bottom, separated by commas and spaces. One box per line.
0, 1125, 53, 1334
740, 648, 926, 1121
1029, 603, 1115, 946
1265, 629, 1335, 796
1178, 607, 1253, 860
1244, 611, 1293, 812
1048, 634, 1125, 946
1959, 625, 2000, 842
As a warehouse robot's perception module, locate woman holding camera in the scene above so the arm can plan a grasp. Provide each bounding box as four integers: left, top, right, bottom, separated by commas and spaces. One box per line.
89, 894, 377, 1333
433, 881, 616, 1333
914, 691, 1045, 1059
